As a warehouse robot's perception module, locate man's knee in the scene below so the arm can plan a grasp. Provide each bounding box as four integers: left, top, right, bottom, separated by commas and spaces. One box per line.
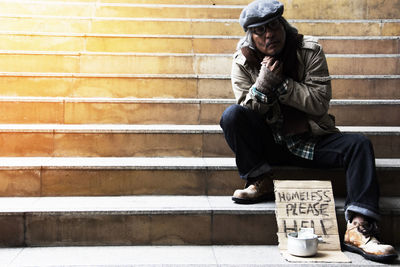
345, 134, 374, 153
348, 134, 372, 146
220, 104, 247, 130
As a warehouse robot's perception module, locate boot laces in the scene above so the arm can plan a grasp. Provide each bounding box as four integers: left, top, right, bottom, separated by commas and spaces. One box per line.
246, 177, 267, 189
254, 179, 263, 188
357, 221, 380, 240
254, 178, 270, 190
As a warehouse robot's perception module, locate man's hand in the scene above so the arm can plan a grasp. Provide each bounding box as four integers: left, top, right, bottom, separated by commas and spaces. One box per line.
254, 56, 284, 96
262, 56, 283, 74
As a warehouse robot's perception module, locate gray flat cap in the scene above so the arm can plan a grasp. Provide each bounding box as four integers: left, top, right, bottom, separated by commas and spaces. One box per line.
239, 0, 284, 32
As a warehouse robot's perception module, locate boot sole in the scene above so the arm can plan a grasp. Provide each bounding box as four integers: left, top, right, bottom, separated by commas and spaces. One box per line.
232, 192, 274, 204
343, 242, 398, 263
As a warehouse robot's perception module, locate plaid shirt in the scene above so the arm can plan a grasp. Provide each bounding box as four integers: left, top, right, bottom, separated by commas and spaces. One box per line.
250, 79, 319, 160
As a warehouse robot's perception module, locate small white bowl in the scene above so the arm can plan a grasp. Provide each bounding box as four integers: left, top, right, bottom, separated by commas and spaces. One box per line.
287, 232, 323, 257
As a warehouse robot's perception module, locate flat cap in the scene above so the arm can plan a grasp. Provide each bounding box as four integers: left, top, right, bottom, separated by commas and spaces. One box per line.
239, 0, 284, 32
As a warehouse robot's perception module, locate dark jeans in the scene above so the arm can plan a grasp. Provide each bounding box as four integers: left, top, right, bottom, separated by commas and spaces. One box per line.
220, 104, 380, 221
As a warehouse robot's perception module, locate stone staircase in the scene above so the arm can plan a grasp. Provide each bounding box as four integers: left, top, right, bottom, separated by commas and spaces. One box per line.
0, 0, 399, 265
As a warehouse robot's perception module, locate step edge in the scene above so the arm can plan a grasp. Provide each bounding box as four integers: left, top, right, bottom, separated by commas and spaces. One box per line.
0, 195, 398, 215
1, 96, 400, 104
0, 31, 398, 40
0, 14, 399, 23
0, 157, 396, 170
0, 50, 399, 57
0, 124, 398, 135
0, 72, 398, 80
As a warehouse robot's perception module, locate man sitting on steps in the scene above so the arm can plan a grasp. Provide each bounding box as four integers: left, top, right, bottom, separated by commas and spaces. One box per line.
219, 0, 397, 263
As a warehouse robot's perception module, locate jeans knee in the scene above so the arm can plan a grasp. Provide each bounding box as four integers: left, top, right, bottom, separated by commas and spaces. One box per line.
348, 134, 374, 152
220, 104, 245, 130
352, 134, 371, 145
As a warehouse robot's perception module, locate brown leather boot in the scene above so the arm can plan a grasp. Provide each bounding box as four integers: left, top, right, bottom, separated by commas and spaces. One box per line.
232, 174, 274, 204
343, 219, 398, 263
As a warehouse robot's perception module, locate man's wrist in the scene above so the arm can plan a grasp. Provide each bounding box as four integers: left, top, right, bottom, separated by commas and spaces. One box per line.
251, 78, 288, 104
251, 86, 274, 104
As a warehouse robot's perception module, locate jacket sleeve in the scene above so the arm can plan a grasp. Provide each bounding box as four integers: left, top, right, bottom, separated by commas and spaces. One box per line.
278, 44, 332, 116
231, 53, 274, 115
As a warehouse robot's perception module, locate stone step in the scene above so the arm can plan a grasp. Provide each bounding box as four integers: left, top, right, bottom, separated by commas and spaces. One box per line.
0, 124, 397, 158
16, 0, 396, 23
0, 52, 398, 75
0, 33, 398, 54
2, 97, 397, 126
87, 1, 400, 20
1, 1, 399, 20
0, 1, 95, 18
0, 195, 399, 246
0, 16, 398, 36
0, 157, 398, 197
0, 74, 398, 100
3, 245, 399, 266
0, 124, 400, 158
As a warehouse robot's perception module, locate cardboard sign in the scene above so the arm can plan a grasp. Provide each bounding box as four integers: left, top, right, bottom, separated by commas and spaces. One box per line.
274, 180, 350, 263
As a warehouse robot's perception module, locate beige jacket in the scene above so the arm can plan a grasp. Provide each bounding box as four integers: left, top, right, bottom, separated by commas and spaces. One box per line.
231, 36, 339, 136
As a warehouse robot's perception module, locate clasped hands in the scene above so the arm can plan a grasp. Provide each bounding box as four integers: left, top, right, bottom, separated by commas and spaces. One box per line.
254, 56, 284, 96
